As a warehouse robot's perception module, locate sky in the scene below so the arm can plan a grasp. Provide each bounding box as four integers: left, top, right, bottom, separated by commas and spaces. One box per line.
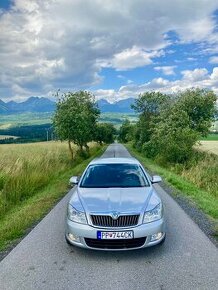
0, 0, 218, 103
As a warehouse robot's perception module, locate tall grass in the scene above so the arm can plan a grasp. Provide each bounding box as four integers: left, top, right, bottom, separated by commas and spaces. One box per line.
127, 144, 218, 221
0, 142, 105, 250
179, 153, 218, 198
0, 141, 82, 217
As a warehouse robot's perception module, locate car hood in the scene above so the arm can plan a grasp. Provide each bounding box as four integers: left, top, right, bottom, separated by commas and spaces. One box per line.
75, 187, 154, 214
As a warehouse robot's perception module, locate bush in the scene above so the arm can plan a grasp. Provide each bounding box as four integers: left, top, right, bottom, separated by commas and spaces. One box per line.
142, 109, 199, 163
130, 88, 217, 165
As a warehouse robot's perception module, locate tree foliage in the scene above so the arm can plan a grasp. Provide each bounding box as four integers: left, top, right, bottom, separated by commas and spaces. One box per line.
53, 91, 100, 160
131, 92, 170, 148
125, 88, 217, 164
175, 89, 217, 136
118, 119, 135, 143
143, 108, 199, 163
95, 123, 116, 144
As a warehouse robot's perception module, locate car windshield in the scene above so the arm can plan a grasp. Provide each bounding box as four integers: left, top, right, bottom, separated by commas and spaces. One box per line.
80, 163, 150, 188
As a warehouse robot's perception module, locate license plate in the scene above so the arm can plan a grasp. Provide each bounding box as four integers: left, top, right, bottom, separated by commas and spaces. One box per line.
97, 231, 133, 240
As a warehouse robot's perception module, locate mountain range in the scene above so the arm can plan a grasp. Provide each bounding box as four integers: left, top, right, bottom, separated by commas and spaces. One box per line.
0, 97, 135, 114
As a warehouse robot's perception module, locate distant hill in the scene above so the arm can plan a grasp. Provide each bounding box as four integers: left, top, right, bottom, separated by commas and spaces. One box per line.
98, 98, 135, 113
1, 97, 56, 114
0, 97, 135, 114
0, 99, 9, 113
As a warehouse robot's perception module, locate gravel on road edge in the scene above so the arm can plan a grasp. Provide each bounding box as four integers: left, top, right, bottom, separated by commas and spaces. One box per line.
127, 145, 218, 247
160, 181, 218, 247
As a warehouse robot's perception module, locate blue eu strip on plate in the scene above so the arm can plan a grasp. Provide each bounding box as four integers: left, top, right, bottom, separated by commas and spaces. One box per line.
97, 231, 102, 239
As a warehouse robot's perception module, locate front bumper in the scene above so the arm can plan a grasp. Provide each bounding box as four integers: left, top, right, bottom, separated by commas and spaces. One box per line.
65, 217, 166, 250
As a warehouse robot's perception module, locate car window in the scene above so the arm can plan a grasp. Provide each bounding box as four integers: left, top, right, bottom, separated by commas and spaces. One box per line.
80, 163, 150, 188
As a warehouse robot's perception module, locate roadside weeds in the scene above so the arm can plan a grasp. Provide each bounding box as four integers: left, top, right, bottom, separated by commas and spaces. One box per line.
126, 144, 218, 247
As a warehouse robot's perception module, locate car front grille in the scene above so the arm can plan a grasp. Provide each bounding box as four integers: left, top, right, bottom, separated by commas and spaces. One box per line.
84, 237, 146, 249
90, 214, 139, 227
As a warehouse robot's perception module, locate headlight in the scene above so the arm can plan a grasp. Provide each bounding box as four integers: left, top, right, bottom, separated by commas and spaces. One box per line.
143, 203, 162, 223
67, 204, 87, 224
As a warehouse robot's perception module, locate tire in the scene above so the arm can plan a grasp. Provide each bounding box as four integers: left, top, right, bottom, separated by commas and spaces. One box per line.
65, 235, 72, 246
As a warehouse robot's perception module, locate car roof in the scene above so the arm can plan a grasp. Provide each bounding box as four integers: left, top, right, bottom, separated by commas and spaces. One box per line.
89, 157, 140, 165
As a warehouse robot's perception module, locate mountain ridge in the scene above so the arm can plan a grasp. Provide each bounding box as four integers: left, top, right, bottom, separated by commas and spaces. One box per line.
0, 97, 135, 114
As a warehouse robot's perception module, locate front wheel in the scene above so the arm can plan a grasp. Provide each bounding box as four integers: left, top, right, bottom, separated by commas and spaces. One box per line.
65, 235, 72, 246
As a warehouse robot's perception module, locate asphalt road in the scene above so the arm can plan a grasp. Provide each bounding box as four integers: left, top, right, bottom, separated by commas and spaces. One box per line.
0, 144, 217, 290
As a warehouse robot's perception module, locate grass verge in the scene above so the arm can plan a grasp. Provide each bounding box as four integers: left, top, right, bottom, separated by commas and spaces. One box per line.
126, 144, 218, 236
0, 145, 105, 251
200, 133, 218, 141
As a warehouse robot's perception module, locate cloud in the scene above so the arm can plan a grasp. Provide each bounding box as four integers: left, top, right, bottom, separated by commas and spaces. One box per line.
176, 17, 217, 43
209, 56, 218, 64
108, 47, 164, 70
154, 66, 176, 75
94, 67, 218, 102
0, 0, 218, 99
181, 68, 209, 81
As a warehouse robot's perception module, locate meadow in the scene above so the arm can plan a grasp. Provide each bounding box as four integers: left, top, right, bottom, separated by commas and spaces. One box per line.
127, 144, 218, 233
0, 142, 72, 216
0, 112, 138, 129
198, 140, 218, 155
0, 112, 52, 128
0, 141, 104, 250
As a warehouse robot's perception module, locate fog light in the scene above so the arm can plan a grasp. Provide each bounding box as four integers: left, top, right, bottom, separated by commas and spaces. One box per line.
150, 232, 163, 242
68, 233, 80, 243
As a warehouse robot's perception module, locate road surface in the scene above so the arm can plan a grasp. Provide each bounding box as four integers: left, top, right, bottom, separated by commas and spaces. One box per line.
0, 144, 217, 290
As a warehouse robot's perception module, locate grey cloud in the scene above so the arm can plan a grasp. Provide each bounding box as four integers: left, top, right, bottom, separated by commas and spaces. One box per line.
0, 0, 218, 99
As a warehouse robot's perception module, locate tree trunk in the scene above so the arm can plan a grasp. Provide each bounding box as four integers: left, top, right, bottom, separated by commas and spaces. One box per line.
85, 143, 89, 152
68, 140, 74, 161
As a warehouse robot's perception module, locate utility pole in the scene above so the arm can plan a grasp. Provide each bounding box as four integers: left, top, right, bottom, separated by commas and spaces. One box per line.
46, 129, 49, 141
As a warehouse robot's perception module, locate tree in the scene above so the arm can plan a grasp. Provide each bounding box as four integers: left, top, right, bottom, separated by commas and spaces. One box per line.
131, 88, 217, 164
95, 123, 116, 144
175, 89, 217, 136
132, 92, 170, 150
53, 91, 100, 160
144, 108, 199, 163
118, 119, 135, 143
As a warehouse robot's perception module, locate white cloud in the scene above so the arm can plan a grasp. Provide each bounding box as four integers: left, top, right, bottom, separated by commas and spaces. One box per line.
181, 68, 209, 81
109, 47, 164, 70
187, 57, 197, 61
176, 18, 216, 43
94, 67, 218, 102
94, 89, 116, 103
154, 66, 176, 75
0, 0, 218, 100
181, 68, 208, 82
209, 56, 218, 64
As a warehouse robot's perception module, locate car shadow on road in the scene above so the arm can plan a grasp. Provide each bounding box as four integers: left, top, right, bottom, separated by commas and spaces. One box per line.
66, 238, 171, 263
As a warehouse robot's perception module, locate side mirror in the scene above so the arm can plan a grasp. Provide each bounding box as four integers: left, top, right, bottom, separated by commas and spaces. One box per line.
69, 176, 79, 186
151, 175, 162, 183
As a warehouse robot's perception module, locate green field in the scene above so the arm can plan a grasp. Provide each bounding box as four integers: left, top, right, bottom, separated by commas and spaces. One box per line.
0, 112, 138, 129
0, 141, 105, 250
200, 133, 218, 141
0, 112, 53, 128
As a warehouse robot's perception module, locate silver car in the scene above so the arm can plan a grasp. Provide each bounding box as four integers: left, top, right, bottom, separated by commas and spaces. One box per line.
65, 157, 166, 250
